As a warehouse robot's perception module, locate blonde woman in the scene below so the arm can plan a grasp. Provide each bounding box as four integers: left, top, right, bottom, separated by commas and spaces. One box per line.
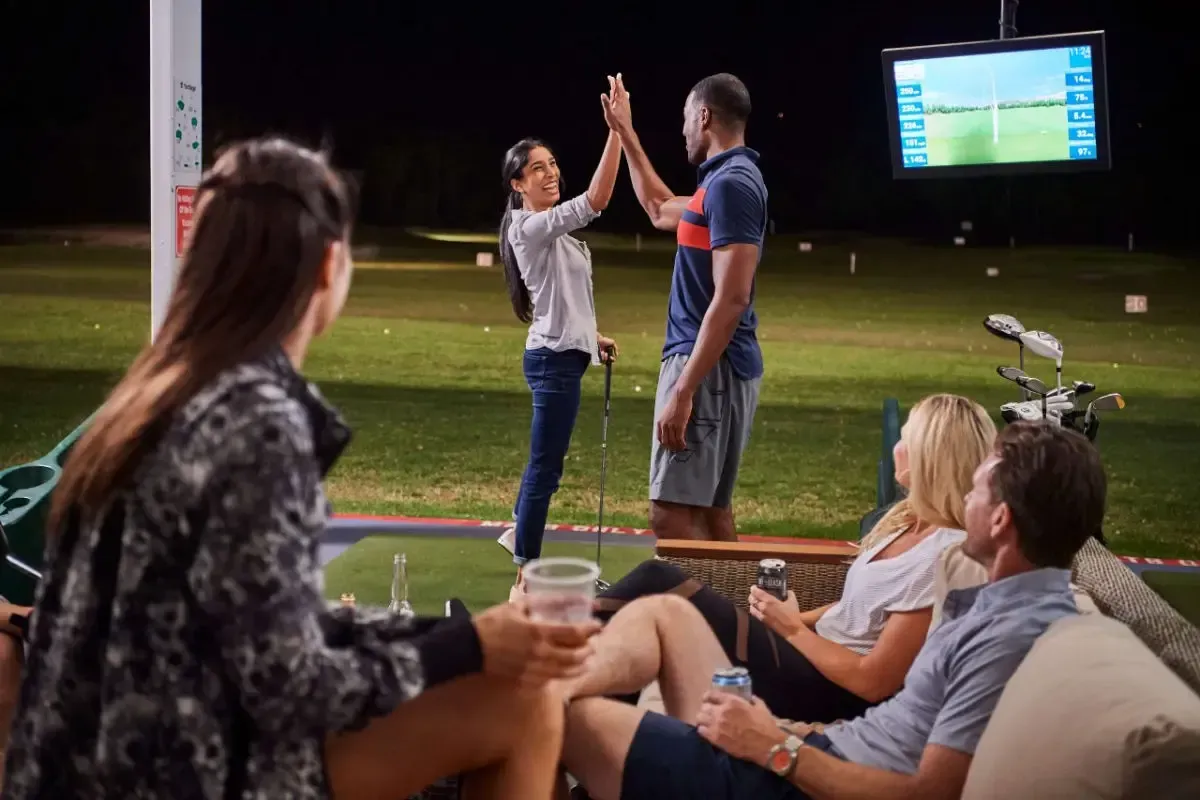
573, 394, 997, 725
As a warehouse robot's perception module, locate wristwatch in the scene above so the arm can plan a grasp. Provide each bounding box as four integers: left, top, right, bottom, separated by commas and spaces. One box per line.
766, 734, 805, 777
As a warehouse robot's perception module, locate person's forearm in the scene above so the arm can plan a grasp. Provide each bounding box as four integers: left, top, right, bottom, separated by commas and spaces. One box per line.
790, 745, 923, 800
586, 131, 623, 212
798, 603, 833, 630
785, 624, 880, 702
616, 127, 676, 226
672, 296, 746, 395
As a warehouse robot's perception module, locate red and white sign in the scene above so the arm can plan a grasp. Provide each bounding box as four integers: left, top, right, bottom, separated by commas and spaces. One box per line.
175, 185, 197, 257
1125, 294, 1148, 314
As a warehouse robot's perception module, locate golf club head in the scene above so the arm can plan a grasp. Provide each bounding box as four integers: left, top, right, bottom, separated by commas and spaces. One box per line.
1084, 415, 1101, 442
1089, 392, 1126, 413
1000, 400, 1053, 423
1073, 380, 1096, 398
983, 314, 1026, 342
1015, 375, 1048, 396
1020, 330, 1063, 362
996, 366, 1027, 384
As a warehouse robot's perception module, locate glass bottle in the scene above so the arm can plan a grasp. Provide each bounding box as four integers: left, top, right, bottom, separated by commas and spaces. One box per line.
388, 553, 414, 617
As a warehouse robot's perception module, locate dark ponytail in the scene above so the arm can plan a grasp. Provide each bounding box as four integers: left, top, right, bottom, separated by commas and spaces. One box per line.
499, 188, 532, 323
499, 137, 556, 324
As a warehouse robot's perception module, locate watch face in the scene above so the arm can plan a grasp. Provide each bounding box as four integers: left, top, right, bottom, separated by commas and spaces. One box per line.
769, 747, 792, 773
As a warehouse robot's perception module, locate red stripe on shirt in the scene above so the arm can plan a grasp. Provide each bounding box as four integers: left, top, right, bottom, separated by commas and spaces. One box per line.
677, 219, 711, 251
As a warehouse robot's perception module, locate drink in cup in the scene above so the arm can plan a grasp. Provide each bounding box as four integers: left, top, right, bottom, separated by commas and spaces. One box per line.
521, 557, 600, 623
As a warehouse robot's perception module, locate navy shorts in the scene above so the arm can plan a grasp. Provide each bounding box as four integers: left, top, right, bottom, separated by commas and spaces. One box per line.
621, 711, 842, 800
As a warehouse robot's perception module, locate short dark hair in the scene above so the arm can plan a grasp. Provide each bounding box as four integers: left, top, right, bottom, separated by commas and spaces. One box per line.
690, 73, 752, 130
988, 422, 1107, 569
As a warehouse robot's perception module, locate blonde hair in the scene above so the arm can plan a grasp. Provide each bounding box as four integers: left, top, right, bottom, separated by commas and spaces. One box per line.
862, 393, 997, 549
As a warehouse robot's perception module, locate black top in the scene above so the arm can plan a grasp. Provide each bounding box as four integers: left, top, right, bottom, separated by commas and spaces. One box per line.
2, 348, 481, 799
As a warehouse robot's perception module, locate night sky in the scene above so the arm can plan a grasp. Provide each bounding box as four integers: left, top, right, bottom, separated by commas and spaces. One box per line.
1, 0, 1191, 247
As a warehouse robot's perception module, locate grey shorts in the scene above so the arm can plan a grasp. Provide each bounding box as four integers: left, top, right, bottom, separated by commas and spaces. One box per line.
650, 354, 761, 509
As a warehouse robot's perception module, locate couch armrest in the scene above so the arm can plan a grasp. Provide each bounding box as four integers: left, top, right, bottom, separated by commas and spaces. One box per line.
655, 539, 855, 611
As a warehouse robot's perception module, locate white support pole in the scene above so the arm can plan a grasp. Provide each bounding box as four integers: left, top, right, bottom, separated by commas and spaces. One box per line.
150, 0, 203, 340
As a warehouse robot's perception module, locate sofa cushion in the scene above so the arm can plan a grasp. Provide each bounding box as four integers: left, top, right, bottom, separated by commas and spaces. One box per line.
962, 613, 1200, 800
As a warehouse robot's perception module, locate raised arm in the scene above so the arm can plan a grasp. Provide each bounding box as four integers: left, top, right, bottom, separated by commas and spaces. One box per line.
515, 130, 622, 245
602, 73, 688, 232
619, 128, 689, 231
192, 399, 482, 737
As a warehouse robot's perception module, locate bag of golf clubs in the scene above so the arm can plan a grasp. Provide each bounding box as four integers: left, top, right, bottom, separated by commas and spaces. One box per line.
983, 314, 1127, 547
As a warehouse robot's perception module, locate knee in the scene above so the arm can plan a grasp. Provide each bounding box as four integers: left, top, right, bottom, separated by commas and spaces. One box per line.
623, 592, 698, 629
621, 559, 690, 595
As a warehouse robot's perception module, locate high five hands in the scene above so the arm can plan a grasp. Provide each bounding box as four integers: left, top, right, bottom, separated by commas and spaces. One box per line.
600, 73, 632, 135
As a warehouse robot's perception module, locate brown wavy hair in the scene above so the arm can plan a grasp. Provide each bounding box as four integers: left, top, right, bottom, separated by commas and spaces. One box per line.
49, 137, 354, 534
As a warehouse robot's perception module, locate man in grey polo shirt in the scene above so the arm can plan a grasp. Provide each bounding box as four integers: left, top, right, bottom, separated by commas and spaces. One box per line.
561, 421, 1107, 800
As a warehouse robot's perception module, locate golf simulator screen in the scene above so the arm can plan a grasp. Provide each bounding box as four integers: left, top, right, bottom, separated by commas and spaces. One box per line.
881, 31, 1111, 179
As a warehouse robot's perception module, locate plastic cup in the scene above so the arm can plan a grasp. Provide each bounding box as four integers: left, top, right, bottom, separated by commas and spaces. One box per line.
521, 557, 600, 623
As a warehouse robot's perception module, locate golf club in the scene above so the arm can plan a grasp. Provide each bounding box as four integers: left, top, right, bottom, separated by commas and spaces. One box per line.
996, 365, 1027, 387
1016, 375, 1049, 418
984, 314, 1028, 398
1021, 330, 1064, 392
0, 519, 43, 582
1083, 392, 1125, 431
1073, 380, 1096, 398
594, 345, 616, 592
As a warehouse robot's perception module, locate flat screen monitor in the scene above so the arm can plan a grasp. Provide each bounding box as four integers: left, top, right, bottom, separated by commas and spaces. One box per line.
882, 31, 1110, 179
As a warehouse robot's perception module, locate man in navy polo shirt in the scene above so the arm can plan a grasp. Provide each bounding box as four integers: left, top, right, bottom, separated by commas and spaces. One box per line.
604, 72, 768, 541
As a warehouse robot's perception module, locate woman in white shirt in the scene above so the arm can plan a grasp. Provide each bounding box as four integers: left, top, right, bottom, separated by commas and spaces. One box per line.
576, 393, 997, 725
496, 78, 628, 595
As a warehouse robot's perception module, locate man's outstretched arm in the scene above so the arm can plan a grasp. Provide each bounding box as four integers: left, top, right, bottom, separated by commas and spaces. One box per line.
602, 73, 688, 231
618, 128, 689, 231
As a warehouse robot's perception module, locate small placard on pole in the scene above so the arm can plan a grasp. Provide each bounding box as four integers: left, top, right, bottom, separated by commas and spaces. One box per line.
1125, 295, 1148, 314
798, 241, 812, 252
476, 252, 495, 267
961, 220, 973, 232
953, 236, 966, 246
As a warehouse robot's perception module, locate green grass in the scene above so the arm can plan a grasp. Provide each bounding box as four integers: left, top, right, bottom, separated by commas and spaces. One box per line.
1139, 571, 1200, 628
924, 107, 1070, 166
322, 536, 651, 613
2, 236, 1199, 568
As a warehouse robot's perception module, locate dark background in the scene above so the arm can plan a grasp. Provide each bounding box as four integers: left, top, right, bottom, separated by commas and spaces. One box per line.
0, 1, 1191, 248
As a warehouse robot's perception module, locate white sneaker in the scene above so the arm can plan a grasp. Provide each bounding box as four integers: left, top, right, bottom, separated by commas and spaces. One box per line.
497, 527, 516, 555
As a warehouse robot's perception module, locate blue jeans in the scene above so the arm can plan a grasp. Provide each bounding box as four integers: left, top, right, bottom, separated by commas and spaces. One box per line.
512, 348, 590, 565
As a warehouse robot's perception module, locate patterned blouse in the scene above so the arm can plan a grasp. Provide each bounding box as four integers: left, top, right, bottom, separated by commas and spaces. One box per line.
2, 349, 482, 798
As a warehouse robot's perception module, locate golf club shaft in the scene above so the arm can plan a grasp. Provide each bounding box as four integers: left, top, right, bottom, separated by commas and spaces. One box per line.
1019, 345, 1028, 401
596, 347, 614, 565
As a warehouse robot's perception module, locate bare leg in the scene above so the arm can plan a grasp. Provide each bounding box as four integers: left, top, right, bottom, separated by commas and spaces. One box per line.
702, 505, 738, 542
564, 594, 730, 724
650, 499, 704, 540
562, 698, 649, 800
0, 634, 23, 786
325, 674, 563, 799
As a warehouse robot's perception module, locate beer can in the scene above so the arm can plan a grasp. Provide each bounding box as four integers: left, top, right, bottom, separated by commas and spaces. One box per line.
757, 558, 788, 601
712, 666, 753, 701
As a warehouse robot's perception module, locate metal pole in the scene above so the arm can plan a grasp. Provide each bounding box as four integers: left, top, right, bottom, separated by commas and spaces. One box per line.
150, 0, 203, 340
998, 0, 1019, 40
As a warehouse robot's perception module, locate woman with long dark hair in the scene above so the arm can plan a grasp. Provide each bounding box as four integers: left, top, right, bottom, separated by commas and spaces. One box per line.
495, 76, 627, 595
2, 137, 598, 800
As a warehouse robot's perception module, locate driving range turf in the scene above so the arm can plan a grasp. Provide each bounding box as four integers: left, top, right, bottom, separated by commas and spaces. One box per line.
2, 233, 1198, 605
924, 106, 1070, 166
